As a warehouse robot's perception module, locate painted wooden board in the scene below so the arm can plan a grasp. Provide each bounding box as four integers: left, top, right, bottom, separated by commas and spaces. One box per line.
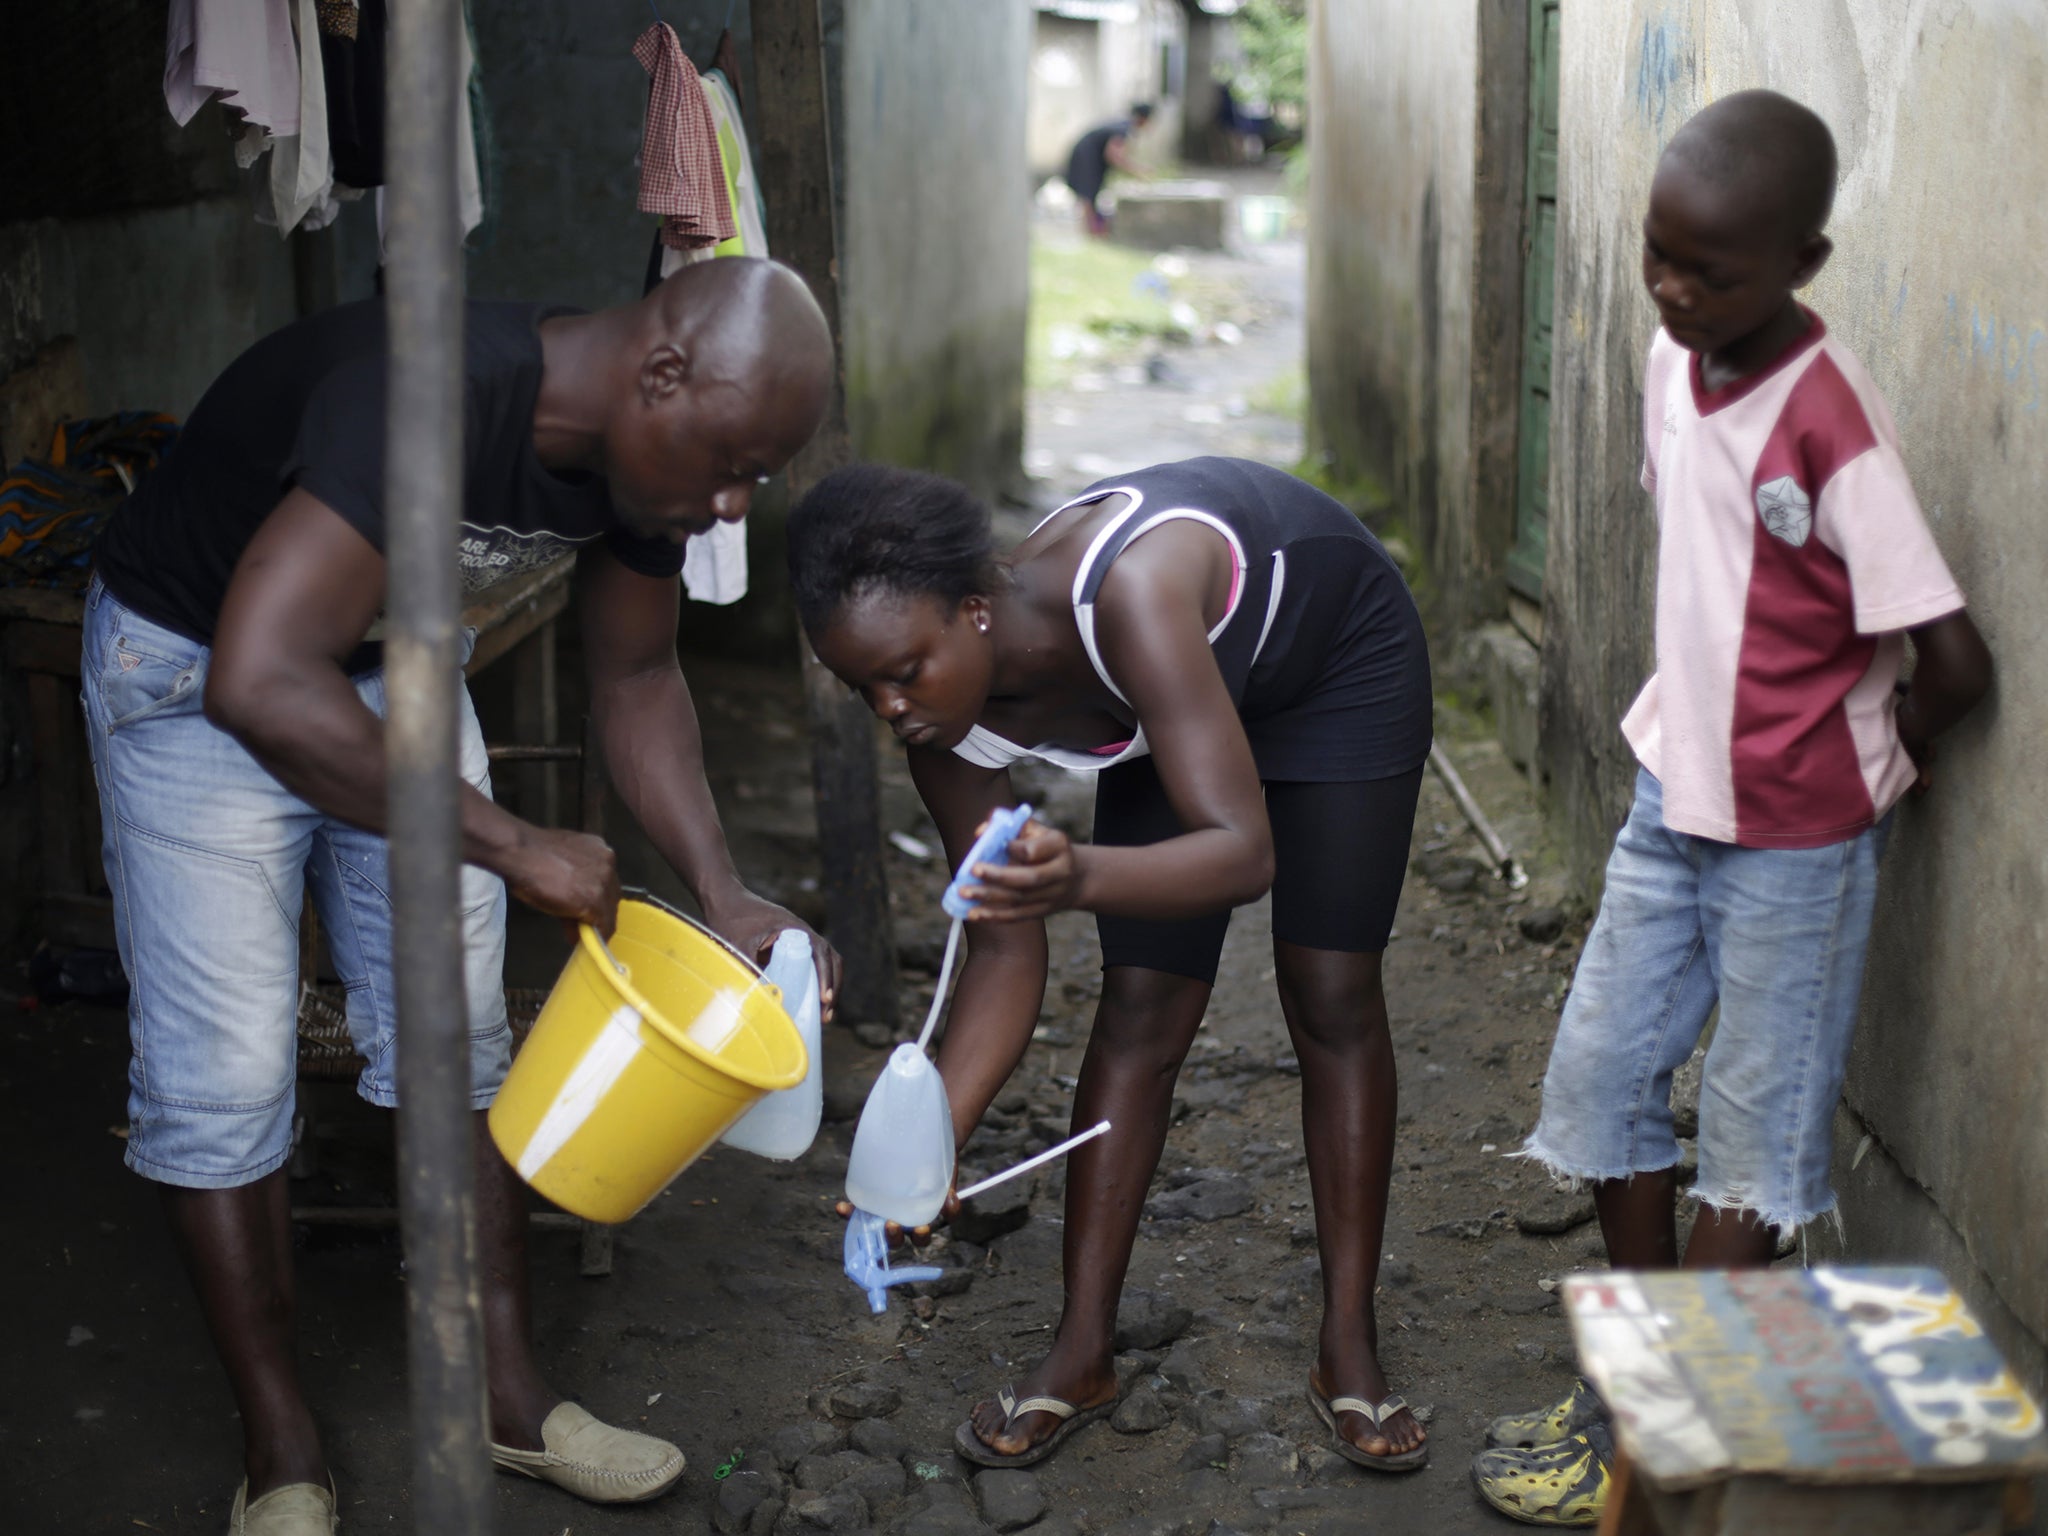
1565, 1266, 2048, 1490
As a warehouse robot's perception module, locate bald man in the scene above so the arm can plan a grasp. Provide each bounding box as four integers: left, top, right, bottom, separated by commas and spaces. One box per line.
85, 257, 840, 1530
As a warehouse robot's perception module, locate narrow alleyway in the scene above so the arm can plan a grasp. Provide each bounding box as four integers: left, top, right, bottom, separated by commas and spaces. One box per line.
6, 184, 1601, 1536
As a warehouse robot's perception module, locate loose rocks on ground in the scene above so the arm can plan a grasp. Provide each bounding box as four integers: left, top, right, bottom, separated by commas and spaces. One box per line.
972, 1468, 1049, 1532
830, 1381, 904, 1419
1111, 1386, 1173, 1434
1114, 1288, 1193, 1351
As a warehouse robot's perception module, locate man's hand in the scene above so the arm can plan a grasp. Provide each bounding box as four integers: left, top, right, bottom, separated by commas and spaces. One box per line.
959, 819, 1086, 923
502, 826, 622, 937
704, 888, 844, 1022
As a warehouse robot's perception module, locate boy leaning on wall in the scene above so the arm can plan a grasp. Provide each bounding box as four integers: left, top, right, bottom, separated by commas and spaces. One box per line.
1468, 91, 1994, 1528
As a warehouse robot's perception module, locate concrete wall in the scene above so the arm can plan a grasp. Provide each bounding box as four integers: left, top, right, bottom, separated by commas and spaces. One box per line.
841, 0, 1031, 497
1305, 0, 1487, 621
1542, 1, 2048, 1388
1031, 14, 1109, 178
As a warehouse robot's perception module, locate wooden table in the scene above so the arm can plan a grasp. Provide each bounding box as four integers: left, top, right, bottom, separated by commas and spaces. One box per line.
1565, 1266, 2048, 1535
2, 555, 576, 949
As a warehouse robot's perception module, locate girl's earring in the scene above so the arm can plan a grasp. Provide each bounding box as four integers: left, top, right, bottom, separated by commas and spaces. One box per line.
977, 618, 989, 634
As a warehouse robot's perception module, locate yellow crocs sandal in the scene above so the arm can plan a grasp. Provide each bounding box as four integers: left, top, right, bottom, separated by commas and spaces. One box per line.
1484, 1376, 1608, 1450
1469, 1422, 1614, 1527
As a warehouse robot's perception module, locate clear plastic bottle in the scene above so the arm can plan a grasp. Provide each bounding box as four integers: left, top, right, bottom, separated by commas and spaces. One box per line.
844, 1042, 956, 1228
719, 929, 823, 1160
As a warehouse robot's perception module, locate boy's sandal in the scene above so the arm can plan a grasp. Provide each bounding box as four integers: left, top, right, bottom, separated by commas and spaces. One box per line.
1307, 1380, 1431, 1472
952, 1383, 1118, 1469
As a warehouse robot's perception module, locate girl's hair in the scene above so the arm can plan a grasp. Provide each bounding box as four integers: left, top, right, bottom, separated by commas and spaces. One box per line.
787, 463, 1003, 635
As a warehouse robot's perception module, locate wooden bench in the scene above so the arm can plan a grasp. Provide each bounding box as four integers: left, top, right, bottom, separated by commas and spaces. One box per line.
1564, 1265, 2048, 1535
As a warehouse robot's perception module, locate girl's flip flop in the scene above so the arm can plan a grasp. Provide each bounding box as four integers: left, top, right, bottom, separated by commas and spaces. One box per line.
1307, 1380, 1431, 1472
953, 1383, 1118, 1469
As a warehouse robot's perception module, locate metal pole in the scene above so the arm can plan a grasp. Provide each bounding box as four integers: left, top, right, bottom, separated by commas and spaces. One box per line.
385, 0, 492, 1529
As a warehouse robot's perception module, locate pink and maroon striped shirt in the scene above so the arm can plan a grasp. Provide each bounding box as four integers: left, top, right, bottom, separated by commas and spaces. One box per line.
1621, 315, 1965, 848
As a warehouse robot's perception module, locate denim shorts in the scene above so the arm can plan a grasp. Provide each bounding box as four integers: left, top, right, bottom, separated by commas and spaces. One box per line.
80, 578, 512, 1190
1521, 768, 1890, 1234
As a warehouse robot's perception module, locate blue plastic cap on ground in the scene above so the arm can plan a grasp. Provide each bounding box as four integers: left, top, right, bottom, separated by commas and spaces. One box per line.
842, 1207, 943, 1314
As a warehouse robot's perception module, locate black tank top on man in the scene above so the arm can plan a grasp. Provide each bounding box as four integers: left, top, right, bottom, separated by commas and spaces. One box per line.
93, 299, 685, 656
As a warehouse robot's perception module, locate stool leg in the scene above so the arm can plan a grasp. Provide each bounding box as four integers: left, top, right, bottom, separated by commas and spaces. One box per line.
580, 1220, 614, 1278
1598, 1446, 1661, 1536
2006, 1477, 2035, 1532
579, 714, 606, 837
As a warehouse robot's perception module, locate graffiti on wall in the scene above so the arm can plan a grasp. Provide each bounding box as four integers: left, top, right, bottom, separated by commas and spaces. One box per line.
1634, 12, 1692, 136
1942, 292, 2044, 412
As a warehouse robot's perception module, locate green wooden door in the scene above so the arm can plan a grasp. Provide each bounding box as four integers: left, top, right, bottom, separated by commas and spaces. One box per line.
1507, 0, 1560, 600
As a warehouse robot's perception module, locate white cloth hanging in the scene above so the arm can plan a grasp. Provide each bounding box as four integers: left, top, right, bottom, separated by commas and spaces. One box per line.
266, 0, 336, 235
651, 68, 766, 608
680, 518, 749, 606
372, 16, 485, 251
164, 0, 301, 136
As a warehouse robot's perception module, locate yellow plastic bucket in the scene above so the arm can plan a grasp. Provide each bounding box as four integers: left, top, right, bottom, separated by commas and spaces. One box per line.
489, 895, 807, 1223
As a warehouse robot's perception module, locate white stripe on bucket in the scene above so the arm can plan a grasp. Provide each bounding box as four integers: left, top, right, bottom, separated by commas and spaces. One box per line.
516, 1004, 644, 1181
685, 987, 749, 1055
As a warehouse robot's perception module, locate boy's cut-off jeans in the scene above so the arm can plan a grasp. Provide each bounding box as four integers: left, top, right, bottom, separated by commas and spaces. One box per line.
80, 576, 512, 1190
1521, 768, 1889, 1236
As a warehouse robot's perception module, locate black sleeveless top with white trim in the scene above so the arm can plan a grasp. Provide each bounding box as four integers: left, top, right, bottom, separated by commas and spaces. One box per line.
954, 457, 1432, 783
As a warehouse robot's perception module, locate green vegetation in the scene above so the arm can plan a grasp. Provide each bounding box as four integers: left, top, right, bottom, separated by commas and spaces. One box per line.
1291, 450, 1392, 521
1234, 0, 1309, 121
1247, 362, 1306, 423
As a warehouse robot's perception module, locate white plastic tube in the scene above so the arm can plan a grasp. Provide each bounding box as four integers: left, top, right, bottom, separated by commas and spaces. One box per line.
956, 1120, 1112, 1202
914, 916, 965, 1053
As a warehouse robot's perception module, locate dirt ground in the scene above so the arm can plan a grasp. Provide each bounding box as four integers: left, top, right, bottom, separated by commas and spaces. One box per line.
6, 180, 1620, 1535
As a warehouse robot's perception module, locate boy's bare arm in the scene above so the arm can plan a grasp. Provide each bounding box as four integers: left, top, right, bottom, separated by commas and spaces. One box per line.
1898, 610, 1993, 789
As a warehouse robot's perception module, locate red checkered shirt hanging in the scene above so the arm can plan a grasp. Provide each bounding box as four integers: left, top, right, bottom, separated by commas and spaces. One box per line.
633, 22, 736, 251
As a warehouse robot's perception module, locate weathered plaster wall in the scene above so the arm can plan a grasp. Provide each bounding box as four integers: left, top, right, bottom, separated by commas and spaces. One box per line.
0, 0, 343, 948
467, 0, 754, 310
841, 0, 1031, 496
1306, 0, 1480, 616
1544, 0, 2048, 1384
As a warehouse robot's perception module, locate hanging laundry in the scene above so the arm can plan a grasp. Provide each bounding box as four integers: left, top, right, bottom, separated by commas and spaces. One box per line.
681, 518, 749, 606
654, 66, 768, 282
164, 0, 301, 136
633, 23, 736, 251
267, 0, 339, 235
702, 71, 768, 258
315, 0, 356, 40
462, 0, 496, 248
371, 4, 487, 253
321, 0, 385, 188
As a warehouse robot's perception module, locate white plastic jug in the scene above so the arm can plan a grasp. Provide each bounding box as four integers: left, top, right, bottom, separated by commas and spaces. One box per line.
845, 1042, 955, 1228
718, 929, 823, 1160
